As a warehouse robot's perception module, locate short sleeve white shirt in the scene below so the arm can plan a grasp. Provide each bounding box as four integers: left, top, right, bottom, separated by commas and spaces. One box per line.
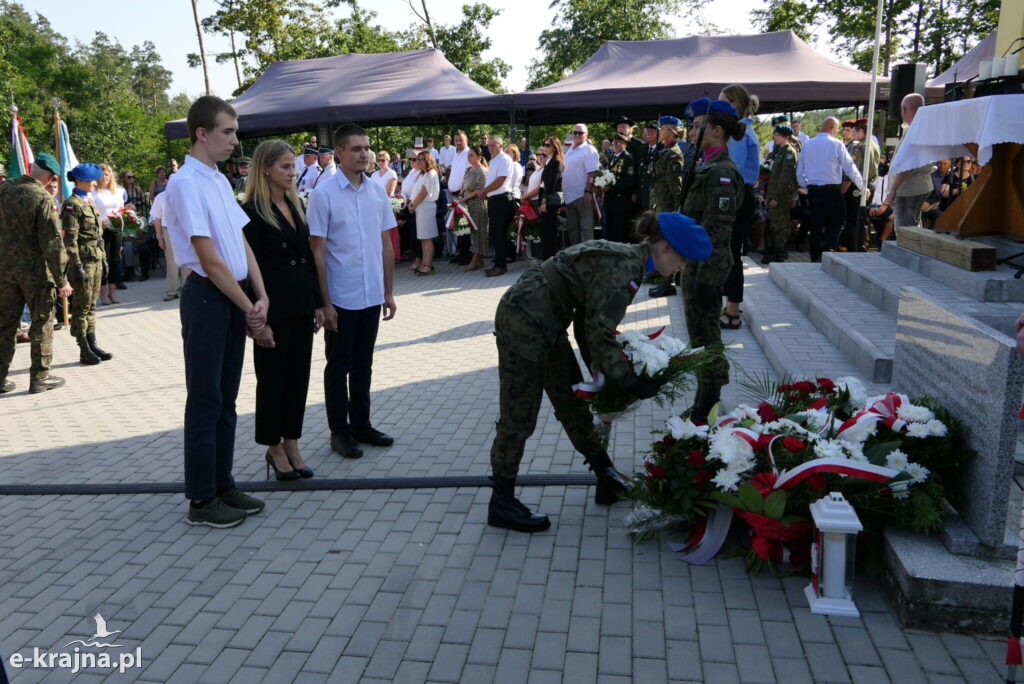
311, 162, 337, 189
369, 167, 398, 193
411, 170, 440, 202
307, 172, 397, 311
485, 151, 514, 197
162, 155, 249, 280
447, 148, 470, 193
438, 144, 456, 169
526, 165, 544, 195
428, 148, 439, 161
400, 169, 420, 199
148, 191, 167, 225
563, 143, 600, 203
509, 163, 524, 199
296, 163, 320, 192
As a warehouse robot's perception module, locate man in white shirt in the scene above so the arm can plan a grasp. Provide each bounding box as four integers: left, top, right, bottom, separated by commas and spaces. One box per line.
310, 146, 337, 189
426, 138, 439, 163
563, 123, 600, 245
796, 116, 864, 262
792, 118, 810, 145
446, 130, 472, 264
295, 146, 319, 192
308, 123, 397, 459
150, 191, 190, 301
466, 135, 514, 277
438, 134, 456, 171
162, 95, 271, 528
876, 93, 933, 229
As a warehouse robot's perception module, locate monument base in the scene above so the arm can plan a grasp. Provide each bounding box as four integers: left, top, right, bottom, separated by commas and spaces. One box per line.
882, 526, 1014, 634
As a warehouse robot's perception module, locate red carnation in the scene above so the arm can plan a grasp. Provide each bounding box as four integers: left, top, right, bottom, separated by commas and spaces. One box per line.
793, 381, 816, 393
816, 377, 836, 392
688, 449, 706, 467
646, 464, 668, 480
777, 384, 792, 392
757, 401, 780, 423
781, 437, 805, 452
660, 435, 677, 447
694, 469, 713, 489
808, 474, 827, 492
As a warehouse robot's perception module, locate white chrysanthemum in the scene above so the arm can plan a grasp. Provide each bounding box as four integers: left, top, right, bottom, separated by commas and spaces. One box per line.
712, 468, 742, 492
632, 344, 670, 375
618, 330, 646, 349
666, 415, 709, 441
707, 429, 754, 467
813, 439, 847, 460
926, 419, 948, 437
727, 405, 763, 424
836, 376, 868, 410
656, 334, 688, 357
890, 484, 911, 499
763, 418, 814, 437
793, 409, 830, 432
900, 404, 935, 423
885, 449, 910, 471
905, 422, 932, 439
844, 441, 868, 463
838, 419, 878, 443
905, 462, 930, 484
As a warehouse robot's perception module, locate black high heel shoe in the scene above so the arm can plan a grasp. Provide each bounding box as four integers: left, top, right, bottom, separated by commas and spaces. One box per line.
288, 453, 314, 479
265, 450, 300, 481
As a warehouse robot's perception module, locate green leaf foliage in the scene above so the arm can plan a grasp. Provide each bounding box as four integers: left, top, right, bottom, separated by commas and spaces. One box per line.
763, 489, 788, 519
738, 484, 764, 514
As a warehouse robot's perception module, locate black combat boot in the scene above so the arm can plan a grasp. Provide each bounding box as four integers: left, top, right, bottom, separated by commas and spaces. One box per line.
77, 336, 100, 365
584, 451, 631, 505
86, 332, 112, 361
487, 477, 550, 533
648, 281, 677, 297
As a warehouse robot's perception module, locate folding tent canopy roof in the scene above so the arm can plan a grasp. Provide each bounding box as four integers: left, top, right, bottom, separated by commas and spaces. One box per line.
510, 31, 896, 124
929, 32, 996, 87
164, 49, 512, 139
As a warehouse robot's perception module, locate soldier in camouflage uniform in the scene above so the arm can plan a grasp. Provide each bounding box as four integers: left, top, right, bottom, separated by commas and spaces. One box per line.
601, 134, 637, 242
488, 212, 711, 532
679, 98, 746, 423
650, 116, 685, 213
0, 154, 72, 394
62, 163, 113, 365
765, 124, 799, 263
840, 118, 880, 251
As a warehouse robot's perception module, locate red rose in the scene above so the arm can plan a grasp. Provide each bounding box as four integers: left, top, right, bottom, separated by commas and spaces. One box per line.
816, 377, 836, 391
688, 449, 706, 467
757, 401, 780, 423
646, 464, 668, 480
777, 384, 792, 392
808, 474, 827, 492
793, 381, 816, 393
694, 469, 713, 489
781, 437, 805, 452
660, 435, 677, 447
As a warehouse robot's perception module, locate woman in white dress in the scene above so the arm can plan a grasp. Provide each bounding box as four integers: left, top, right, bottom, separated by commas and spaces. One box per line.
92, 164, 126, 304
407, 151, 440, 276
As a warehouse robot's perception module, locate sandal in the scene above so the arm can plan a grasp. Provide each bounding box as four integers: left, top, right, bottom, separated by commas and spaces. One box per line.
415, 265, 435, 276
720, 313, 742, 329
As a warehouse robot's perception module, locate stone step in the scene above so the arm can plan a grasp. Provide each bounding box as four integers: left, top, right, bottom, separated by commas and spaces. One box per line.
741, 259, 887, 395
885, 240, 1024, 302
769, 262, 896, 383
822, 252, 1023, 333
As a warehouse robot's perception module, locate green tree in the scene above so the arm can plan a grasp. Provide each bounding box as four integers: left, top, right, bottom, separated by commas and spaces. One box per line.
406, 3, 511, 92
527, 0, 695, 89
750, 0, 819, 42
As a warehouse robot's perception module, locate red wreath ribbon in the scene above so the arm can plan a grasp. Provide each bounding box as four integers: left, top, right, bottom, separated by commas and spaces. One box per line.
837, 392, 907, 437
445, 200, 479, 232
733, 510, 813, 565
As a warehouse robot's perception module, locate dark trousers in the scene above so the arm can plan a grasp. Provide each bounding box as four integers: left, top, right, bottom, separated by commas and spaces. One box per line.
102, 228, 124, 285
806, 185, 845, 261
254, 314, 314, 445
488, 193, 514, 268
604, 209, 631, 243
724, 184, 756, 303
840, 187, 864, 252
324, 304, 381, 435
540, 207, 560, 260
180, 276, 246, 500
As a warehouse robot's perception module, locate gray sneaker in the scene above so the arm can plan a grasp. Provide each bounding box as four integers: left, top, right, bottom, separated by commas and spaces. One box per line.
218, 488, 265, 514
187, 499, 247, 528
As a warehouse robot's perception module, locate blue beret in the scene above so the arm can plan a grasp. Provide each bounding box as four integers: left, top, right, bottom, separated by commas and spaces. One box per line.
774, 124, 794, 137
302, 146, 318, 156
684, 98, 739, 122
317, 146, 333, 155
70, 163, 102, 182
658, 212, 712, 261
658, 115, 683, 127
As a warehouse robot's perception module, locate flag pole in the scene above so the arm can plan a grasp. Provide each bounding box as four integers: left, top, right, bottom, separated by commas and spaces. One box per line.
52, 97, 69, 327
858, 0, 885, 251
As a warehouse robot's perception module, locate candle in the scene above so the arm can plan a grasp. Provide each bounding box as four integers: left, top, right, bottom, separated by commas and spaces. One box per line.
991, 58, 1005, 79
980, 61, 992, 80
1004, 53, 1021, 77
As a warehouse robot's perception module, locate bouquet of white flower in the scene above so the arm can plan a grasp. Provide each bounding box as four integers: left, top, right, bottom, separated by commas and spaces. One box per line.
593, 169, 616, 189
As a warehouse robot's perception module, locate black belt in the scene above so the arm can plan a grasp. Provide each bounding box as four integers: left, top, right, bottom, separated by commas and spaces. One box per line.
189, 271, 249, 291
807, 184, 840, 190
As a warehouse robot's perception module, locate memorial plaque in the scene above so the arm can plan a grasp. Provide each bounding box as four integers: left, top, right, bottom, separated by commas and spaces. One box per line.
893, 287, 1024, 548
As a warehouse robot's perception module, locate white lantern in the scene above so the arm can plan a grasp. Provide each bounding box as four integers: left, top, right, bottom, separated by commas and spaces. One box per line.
804, 492, 862, 618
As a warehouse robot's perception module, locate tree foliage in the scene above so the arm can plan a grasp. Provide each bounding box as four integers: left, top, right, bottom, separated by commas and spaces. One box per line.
0, 2, 189, 187
527, 0, 696, 89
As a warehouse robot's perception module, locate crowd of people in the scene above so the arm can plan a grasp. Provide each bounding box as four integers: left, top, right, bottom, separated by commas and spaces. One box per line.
0, 83, 968, 530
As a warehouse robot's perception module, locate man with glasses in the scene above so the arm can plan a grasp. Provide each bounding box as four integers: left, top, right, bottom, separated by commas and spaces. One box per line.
564, 124, 600, 245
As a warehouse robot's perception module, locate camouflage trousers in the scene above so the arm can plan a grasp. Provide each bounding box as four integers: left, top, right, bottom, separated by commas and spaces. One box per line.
490, 303, 607, 480
767, 202, 792, 259
681, 271, 730, 398
0, 276, 55, 382
70, 260, 102, 337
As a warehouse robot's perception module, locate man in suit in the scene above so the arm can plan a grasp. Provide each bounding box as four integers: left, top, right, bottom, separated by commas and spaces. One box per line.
637, 122, 660, 212
602, 134, 638, 242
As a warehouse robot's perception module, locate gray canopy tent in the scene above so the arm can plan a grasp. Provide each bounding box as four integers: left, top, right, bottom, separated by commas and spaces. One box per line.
164, 49, 512, 140
509, 31, 894, 124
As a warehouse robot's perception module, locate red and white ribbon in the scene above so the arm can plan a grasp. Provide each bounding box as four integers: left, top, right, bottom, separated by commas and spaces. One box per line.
444, 200, 479, 232
572, 371, 605, 399
773, 457, 899, 491
837, 393, 908, 437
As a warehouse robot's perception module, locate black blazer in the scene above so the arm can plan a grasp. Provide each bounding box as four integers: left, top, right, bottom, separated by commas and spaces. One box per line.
242, 199, 323, 323
540, 161, 563, 202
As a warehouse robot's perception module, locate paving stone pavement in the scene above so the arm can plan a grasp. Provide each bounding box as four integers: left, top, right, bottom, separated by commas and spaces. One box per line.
0, 257, 1004, 683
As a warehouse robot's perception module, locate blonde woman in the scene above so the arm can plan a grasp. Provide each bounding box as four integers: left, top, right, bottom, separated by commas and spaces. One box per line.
242, 140, 322, 480
370, 151, 398, 196
408, 151, 440, 275
93, 164, 126, 303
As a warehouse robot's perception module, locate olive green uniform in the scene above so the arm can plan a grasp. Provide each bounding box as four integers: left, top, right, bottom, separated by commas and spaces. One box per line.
650, 143, 684, 213
680, 149, 744, 403
766, 142, 798, 261
637, 143, 658, 210
603, 151, 637, 242
490, 241, 649, 479
0, 176, 68, 384
61, 193, 105, 337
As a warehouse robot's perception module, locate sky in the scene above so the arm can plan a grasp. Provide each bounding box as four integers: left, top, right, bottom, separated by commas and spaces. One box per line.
37, 0, 787, 98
